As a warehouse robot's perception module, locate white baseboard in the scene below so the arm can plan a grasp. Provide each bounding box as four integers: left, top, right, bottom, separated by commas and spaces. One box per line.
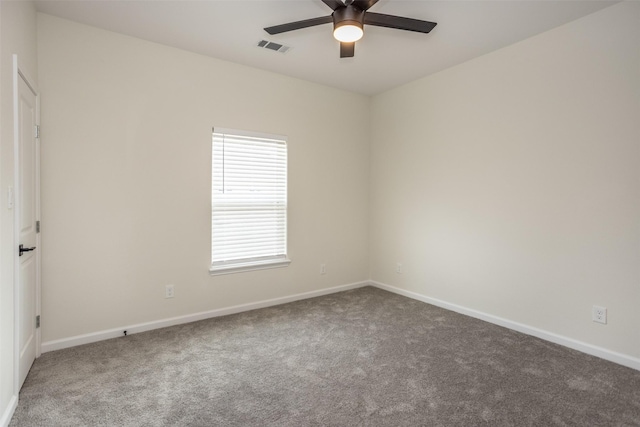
370, 281, 640, 372
41, 280, 369, 353
39, 279, 640, 371
0, 395, 17, 427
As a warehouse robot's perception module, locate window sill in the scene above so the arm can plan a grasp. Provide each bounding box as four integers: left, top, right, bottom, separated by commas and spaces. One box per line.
209, 258, 291, 276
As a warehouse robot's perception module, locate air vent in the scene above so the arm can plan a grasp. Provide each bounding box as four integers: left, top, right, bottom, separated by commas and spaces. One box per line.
257, 40, 291, 54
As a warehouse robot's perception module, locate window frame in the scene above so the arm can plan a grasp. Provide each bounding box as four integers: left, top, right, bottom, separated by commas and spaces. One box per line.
209, 127, 290, 276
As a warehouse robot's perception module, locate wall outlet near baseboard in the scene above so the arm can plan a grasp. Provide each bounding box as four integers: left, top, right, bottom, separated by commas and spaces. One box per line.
165, 284, 175, 299
396, 263, 403, 274
320, 264, 326, 275
592, 305, 607, 324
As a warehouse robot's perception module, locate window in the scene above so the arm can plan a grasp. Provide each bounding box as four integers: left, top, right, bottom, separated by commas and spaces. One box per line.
210, 128, 290, 275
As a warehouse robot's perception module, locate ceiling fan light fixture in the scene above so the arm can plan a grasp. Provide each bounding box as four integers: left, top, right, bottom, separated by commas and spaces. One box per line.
332, 6, 365, 42
333, 22, 363, 42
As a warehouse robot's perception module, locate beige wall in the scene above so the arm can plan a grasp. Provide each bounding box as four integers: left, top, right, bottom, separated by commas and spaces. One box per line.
370, 2, 640, 359
37, 14, 371, 343
0, 0, 38, 423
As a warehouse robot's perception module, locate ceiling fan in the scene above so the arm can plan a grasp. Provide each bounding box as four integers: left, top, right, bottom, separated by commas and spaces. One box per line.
264, 0, 437, 58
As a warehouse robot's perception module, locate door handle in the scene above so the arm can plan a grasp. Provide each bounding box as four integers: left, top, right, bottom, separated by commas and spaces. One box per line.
19, 244, 36, 256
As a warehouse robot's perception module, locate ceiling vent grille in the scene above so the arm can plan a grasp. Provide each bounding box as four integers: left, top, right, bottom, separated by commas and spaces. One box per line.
257, 40, 291, 53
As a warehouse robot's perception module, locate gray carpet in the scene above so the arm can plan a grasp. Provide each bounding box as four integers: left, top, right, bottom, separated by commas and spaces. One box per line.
10, 286, 640, 426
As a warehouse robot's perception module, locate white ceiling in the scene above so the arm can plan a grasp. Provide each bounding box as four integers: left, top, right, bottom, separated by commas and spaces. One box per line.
34, 0, 618, 95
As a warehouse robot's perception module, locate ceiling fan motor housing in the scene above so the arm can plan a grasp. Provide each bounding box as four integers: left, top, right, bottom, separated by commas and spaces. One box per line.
333, 5, 365, 33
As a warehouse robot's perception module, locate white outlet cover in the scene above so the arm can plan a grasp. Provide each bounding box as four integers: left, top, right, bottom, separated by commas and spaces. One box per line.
165, 285, 175, 298
592, 305, 607, 324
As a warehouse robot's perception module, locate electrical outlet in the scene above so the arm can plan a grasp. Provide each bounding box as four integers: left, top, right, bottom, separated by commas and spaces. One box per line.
320, 264, 326, 275
396, 263, 403, 274
165, 284, 175, 299
592, 305, 607, 324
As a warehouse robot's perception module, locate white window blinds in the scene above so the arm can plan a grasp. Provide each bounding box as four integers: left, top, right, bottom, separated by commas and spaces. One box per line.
211, 129, 288, 273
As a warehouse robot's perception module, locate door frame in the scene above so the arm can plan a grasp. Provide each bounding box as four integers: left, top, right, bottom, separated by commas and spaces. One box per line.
12, 54, 41, 395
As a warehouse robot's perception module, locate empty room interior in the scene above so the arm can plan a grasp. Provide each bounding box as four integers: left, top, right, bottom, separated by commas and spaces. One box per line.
1, 0, 639, 425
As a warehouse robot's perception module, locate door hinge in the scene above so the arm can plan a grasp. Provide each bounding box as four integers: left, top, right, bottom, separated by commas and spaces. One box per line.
36, 315, 40, 328
34, 125, 40, 139
36, 220, 40, 233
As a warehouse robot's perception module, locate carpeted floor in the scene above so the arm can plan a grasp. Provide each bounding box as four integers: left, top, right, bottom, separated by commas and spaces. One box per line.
10, 286, 640, 426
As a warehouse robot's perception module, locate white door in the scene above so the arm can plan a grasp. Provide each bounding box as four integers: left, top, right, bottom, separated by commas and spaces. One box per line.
16, 68, 39, 388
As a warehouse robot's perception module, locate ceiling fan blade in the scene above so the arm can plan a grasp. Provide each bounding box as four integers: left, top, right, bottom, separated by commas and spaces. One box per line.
321, 0, 344, 11
264, 15, 332, 35
351, 0, 379, 11
364, 12, 437, 34
340, 42, 355, 58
